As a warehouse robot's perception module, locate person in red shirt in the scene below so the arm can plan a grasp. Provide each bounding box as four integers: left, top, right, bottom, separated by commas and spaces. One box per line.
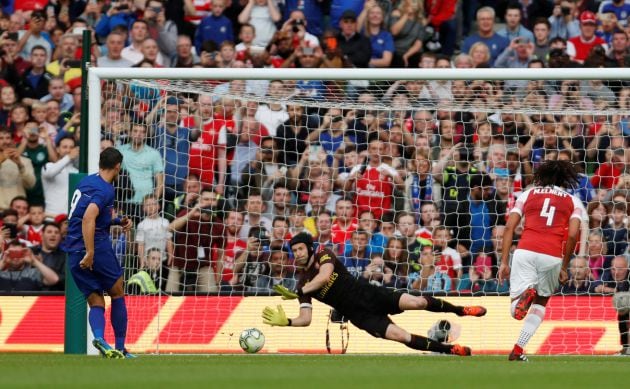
591, 148, 627, 190
216, 210, 247, 290
566, 11, 607, 63
344, 138, 404, 220
499, 160, 586, 362
330, 197, 357, 254
188, 94, 227, 194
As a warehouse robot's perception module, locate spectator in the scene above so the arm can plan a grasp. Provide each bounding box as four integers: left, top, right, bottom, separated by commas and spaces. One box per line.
97, 31, 134, 67
381, 235, 413, 289
340, 229, 371, 278
46, 34, 80, 83
0, 32, 30, 79
594, 255, 630, 294
605, 29, 630, 67
282, 0, 324, 37
591, 148, 627, 190
95, 0, 136, 39
603, 202, 629, 256
238, 0, 281, 48
216, 210, 247, 291
238, 228, 271, 291
0, 127, 36, 210
462, 6, 510, 65
194, 0, 233, 54
586, 228, 608, 280
532, 18, 552, 62
148, 97, 190, 200
336, 10, 371, 68
389, 0, 425, 67
497, 3, 535, 43
168, 188, 222, 292
239, 191, 273, 240
171, 173, 201, 217
239, 136, 286, 201
357, 209, 387, 255
269, 216, 290, 250
0, 240, 59, 292
121, 19, 150, 65
11, 45, 51, 104
599, 0, 630, 25
358, 1, 394, 68
126, 247, 162, 293
18, 203, 45, 246
495, 37, 536, 88
118, 123, 165, 220
345, 138, 403, 220
567, 11, 608, 63
41, 135, 78, 216
17, 10, 52, 62
38, 222, 65, 291
144, 0, 178, 62
468, 41, 491, 67
549, 0, 580, 40
40, 77, 73, 113
136, 194, 174, 271
330, 197, 357, 249
254, 248, 296, 293
18, 120, 57, 206
275, 104, 309, 166
172, 34, 198, 67
424, 0, 457, 56
231, 118, 261, 188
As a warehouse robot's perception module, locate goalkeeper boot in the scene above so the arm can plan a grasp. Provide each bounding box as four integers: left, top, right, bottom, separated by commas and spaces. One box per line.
514, 288, 537, 320
121, 349, 137, 359
93, 338, 124, 359
450, 344, 472, 356
461, 305, 487, 317
508, 345, 528, 362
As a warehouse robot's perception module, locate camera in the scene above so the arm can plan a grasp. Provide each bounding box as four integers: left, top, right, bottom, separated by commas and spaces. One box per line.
291, 18, 304, 33
331, 115, 344, 123
116, 4, 130, 11
65, 59, 82, 68
423, 25, 442, 53
249, 227, 270, 248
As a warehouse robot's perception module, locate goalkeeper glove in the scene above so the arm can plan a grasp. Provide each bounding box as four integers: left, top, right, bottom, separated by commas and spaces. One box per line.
273, 284, 301, 300
262, 305, 289, 326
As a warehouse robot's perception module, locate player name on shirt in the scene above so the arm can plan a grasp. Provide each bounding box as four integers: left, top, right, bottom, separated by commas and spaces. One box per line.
532, 187, 569, 197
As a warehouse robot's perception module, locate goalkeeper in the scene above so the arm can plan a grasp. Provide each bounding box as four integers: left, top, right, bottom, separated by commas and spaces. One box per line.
262, 233, 487, 356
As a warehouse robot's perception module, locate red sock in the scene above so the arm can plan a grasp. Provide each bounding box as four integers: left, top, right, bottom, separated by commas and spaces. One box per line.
512, 344, 524, 354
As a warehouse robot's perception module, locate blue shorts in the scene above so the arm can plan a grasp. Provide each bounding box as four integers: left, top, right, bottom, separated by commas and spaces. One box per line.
69, 241, 123, 298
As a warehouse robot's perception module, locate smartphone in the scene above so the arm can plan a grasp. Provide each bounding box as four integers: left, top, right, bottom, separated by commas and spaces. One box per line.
7, 32, 18, 41
65, 59, 82, 68
309, 144, 321, 161
3, 223, 18, 239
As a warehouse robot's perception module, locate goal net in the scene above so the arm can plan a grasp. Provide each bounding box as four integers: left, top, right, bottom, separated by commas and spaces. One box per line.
88, 68, 629, 355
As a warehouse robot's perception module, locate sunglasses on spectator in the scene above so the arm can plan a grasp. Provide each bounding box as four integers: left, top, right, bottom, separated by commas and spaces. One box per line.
261, 148, 274, 154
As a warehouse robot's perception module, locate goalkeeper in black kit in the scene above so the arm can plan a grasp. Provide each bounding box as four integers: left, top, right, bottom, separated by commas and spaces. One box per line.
262, 233, 487, 356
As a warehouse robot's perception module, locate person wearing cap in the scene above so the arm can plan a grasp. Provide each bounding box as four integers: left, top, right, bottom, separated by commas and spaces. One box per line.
497, 3, 535, 43
567, 10, 608, 63
337, 9, 372, 68
262, 232, 488, 356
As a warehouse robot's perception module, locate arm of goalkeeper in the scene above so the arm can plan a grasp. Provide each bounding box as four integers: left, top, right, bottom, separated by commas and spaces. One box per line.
613, 292, 630, 315
262, 305, 289, 326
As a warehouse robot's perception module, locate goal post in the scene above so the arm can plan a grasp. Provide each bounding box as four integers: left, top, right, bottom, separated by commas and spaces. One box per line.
79, 66, 630, 355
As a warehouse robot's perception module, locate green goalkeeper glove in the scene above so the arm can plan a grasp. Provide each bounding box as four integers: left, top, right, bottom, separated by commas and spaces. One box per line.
262, 305, 289, 326
273, 284, 300, 300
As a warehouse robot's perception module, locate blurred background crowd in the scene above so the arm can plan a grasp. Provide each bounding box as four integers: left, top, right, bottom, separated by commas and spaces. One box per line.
0, 0, 629, 297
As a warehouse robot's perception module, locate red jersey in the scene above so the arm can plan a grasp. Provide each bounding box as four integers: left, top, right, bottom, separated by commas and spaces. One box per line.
184, 0, 213, 25
24, 224, 43, 245
330, 219, 358, 246
355, 165, 394, 219
511, 186, 585, 258
219, 238, 247, 283
188, 119, 226, 187
567, 35, 606, 62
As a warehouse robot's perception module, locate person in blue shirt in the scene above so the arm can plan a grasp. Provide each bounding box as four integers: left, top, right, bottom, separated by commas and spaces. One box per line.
282, 0, 324, 37
599, 0, 630, 25
65, 147, 134, 359
95, 0, 137, 40
194, 0, 234, 54
341, 229, 372, 278
461, 6, 509, 65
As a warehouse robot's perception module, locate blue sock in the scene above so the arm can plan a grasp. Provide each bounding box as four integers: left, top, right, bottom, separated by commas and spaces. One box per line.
88, 306, 105, 339
110, 297, 128, 351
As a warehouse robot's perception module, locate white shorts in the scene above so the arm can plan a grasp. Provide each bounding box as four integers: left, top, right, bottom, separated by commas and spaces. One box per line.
509, 249, 562, 299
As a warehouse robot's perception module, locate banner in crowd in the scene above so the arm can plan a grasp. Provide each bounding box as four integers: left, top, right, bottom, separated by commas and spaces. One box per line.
0, 296, 621, 354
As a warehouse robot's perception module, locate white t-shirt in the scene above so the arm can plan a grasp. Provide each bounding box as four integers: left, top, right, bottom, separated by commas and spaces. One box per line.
250, 5, 277, 47
41, 156, 79, 216
135, 216, 172, 260
255, 104, 288, 136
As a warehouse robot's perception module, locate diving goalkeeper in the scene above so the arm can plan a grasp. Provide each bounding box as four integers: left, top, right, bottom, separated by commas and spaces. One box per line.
262, 233, 487, 356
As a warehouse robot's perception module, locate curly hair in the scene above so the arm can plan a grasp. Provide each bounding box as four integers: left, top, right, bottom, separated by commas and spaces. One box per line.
533, 159, 579, 189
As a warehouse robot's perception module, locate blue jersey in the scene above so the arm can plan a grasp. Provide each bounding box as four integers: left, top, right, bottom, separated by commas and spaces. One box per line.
65, 174, 116, 251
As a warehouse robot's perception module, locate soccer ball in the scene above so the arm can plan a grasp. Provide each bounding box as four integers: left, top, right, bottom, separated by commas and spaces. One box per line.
239, 328, 265, 353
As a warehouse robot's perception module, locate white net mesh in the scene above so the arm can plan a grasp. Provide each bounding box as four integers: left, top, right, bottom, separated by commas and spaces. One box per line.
95, 72, 630, 355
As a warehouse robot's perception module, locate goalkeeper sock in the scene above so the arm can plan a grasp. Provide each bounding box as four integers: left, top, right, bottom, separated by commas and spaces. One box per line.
516, 304, 545, 348
110, 297, 128, 350
619, 312, 629, 347
407, 334, 452, 354
88, 306, 105, 339
423, 296, 463, 315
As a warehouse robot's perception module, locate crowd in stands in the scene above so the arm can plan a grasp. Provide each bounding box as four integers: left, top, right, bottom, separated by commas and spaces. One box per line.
1, 0, 630, 297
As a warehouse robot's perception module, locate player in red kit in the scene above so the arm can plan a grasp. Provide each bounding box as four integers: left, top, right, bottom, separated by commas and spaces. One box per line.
499, 160, 586, 361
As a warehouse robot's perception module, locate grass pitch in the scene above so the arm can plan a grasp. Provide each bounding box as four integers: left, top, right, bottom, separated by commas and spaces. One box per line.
1, 354, 627, 388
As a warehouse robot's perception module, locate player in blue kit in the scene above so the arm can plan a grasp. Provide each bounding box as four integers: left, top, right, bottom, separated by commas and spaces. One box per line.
65, 148, 134, 359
